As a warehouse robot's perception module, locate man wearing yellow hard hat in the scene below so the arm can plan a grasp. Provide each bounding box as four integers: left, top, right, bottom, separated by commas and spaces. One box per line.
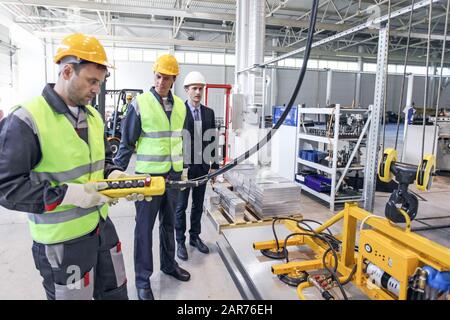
0, 33, 129, 300
114, 54, 190, 300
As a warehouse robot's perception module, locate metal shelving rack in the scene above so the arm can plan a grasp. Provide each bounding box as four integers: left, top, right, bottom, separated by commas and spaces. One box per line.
294, 104, 372, 211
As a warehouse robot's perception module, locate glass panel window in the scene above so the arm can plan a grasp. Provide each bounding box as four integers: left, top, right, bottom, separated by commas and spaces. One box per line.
284, 58, 296, 67
363, 63, 377, 72
185, 52, 199, 63
157, 50, 168, 58
337, 61, 348, 71
211, 53, 225, 65
199, 53, 211, 64
114, 48, 128, 61
347, 62, 359, 71
175, 51, 185, 63
308, 59, 318, 68
143, 50, 156, 62
318, 60, 328, 69
129, 49, 143, 61
328, 60, 338, 70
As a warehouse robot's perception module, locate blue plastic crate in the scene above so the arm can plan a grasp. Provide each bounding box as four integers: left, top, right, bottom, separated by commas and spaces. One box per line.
304, 174, 331, 193
299, 150, 327, 163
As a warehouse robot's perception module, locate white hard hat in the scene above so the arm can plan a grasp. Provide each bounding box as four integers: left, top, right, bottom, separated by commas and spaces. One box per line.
183, 71, 207, 87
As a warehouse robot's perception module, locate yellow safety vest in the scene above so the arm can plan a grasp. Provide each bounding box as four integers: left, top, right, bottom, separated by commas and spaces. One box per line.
135, 92, 186, 174
19, 96, 107, 245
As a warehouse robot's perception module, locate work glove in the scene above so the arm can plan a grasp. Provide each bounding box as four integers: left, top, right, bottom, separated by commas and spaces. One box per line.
107, 170, 129, 179
180, 168, 189, 191
61, 182, 114, 208
125, 193, 153, 202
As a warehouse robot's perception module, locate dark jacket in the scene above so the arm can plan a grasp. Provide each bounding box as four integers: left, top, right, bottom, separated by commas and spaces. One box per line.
183, 102, 219, 175
0, 84, 119, 214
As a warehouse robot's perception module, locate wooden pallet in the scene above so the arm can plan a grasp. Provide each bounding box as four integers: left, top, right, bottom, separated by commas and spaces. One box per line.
205, 201, 303, 233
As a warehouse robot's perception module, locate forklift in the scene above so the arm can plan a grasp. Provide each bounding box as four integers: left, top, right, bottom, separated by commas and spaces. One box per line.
102, 88, 143, 156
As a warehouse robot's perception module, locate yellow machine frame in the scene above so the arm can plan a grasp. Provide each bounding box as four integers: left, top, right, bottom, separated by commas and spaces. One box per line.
253, 203, 450, 300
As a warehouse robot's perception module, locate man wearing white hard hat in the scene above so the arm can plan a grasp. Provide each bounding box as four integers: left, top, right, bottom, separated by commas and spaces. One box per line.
175, 71, 219, 261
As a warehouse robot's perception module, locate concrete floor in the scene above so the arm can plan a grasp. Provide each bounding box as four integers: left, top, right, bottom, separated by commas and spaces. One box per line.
0, 124, 449, 299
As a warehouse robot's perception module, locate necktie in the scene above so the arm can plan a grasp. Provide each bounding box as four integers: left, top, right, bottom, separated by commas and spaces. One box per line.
194, 108, 200, 121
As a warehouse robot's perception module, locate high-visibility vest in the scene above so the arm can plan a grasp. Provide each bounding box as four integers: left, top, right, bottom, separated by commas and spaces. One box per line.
19, 96, 108, 245
135, 92, 186, 174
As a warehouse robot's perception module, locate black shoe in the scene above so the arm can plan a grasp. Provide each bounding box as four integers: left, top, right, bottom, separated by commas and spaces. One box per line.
177, 242, 188, 261
190, 237, 210, 254
163, 265, 191, 282
137, 287, 154, 300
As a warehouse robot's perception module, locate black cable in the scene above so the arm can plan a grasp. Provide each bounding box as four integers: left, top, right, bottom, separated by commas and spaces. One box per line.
394, 0, 416, 151
271, 217, 304, 251
298, 219, 334, 236
283, 232, 348, 300
167, 0, 320, 189
270, 217, 340, 251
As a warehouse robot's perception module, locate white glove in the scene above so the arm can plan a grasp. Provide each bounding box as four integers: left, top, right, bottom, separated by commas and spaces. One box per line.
108, 170, 129, 179
125, 193, 152, 202
181, 168, 188, 181
61, 182, 113, 208
180, 168, 188, 191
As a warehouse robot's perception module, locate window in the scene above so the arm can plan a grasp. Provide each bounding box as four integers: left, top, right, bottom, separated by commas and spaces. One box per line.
347, 62, 359, 71
175, 51, 185, 63
295, 59, 303, 68
157, 50, 168, 58
277, 59, 285, 67
308, 59, 318, 68
198, 53, 211, 64
185, 52, 198, 63
388, 64, 398, 73
327, 60, 339, 70
114, 48, 128, 61
225, 54, 235, 66
363, 63, 377, 72
129, 49, 143, 61
406, 65, 427, 75
318, 60, 328, 69
143, 50, 156, 62
284, 58, 296, 67
211, 53, 224, 65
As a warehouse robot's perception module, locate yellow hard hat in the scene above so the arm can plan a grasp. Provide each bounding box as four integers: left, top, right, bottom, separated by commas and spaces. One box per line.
126, 94, 133, 100
54, 33, 114, 68
153, 54, 179, 76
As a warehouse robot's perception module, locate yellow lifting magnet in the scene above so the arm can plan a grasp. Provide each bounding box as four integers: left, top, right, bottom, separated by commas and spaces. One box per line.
94, 175, 166, 198
416, 154, 435, 191
378, 148, 397, 183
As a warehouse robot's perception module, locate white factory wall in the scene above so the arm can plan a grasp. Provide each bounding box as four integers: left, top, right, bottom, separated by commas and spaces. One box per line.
0, 10, 46, 113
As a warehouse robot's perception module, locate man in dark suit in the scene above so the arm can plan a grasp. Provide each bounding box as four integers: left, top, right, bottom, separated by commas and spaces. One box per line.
175, 71, 219, 260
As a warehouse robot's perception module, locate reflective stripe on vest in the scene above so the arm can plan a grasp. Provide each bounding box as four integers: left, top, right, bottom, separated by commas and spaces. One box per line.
135, 92, 186, 174
20, 96, 108, 245
30, 159, 105, 183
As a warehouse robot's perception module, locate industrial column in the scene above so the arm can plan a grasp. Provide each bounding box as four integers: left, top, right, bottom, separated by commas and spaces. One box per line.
363, 25, 389, 212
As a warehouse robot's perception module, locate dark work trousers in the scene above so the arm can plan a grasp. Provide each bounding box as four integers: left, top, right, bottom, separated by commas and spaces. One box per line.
175, 165, 208, 244
134, 187, 180, 289
31, 216, 128, 300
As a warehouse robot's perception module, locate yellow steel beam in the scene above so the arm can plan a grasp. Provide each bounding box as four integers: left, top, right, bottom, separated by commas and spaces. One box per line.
271, 259, 323, 275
